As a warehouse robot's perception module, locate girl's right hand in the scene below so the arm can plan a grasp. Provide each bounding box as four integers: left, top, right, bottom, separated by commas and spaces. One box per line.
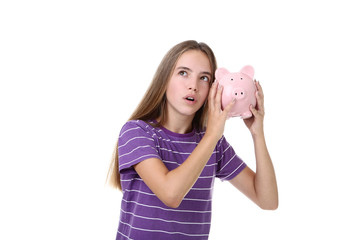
205, 81, 236, 141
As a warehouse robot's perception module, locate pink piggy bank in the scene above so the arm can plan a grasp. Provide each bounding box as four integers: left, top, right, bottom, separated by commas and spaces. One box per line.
215, 65, 257, 119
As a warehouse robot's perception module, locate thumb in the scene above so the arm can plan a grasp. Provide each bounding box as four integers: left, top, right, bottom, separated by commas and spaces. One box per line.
249, 104, 258, 117
223, 98, 236, 115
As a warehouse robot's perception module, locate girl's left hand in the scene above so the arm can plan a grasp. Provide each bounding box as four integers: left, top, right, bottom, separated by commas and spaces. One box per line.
244, 80, 265, 136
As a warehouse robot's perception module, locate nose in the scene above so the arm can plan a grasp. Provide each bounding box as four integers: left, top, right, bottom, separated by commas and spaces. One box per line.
233, 88, 246, 99
187, 77, 198, 92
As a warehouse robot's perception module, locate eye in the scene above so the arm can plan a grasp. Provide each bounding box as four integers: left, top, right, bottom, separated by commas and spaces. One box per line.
201, 76, 209, 82
179, 71, 187, 77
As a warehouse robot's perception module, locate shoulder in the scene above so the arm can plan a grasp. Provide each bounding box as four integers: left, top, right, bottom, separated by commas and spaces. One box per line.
121, 119, 153, 129
117, 120, 162, 171
120, 120, 155, 136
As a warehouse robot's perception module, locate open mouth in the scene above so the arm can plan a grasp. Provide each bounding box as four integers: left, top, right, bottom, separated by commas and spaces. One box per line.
185, 97, 195, 102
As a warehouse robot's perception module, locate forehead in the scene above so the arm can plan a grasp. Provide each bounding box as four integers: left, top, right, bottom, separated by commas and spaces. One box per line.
175, 50, 211, 72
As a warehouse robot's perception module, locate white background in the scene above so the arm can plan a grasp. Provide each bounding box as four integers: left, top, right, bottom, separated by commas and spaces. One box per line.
1, 0, 359, 239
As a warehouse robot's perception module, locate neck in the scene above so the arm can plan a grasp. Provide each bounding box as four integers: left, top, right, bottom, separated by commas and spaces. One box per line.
159, 114, 194, 134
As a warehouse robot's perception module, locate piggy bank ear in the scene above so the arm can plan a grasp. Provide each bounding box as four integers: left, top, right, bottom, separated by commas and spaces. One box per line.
240, 65, 255, 79
215, 68, 229, 80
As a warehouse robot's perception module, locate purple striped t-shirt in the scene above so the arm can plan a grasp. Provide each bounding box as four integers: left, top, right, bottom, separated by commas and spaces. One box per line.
116, 120, 246, 240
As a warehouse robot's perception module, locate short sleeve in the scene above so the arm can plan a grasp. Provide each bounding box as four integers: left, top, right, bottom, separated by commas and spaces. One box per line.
118, 121, 160, 172
216, 136, 247, 181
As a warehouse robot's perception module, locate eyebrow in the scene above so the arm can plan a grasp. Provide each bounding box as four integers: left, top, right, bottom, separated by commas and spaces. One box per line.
176, 66, 212, 76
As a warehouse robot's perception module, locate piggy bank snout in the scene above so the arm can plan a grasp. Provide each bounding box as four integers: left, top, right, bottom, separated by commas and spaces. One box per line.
233, 88, 246, 99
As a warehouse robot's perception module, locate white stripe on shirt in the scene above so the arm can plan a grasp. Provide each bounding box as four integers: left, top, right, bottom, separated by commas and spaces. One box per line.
117, 230, 134, 240
219, 153, 237, 172
221, 162, 245, 180
118, 220, 209, 237
119, 126, 141, 138
124, 189, 212, 202
118, 145, 156, 158
122, 199, 212, 214
119, 153, 160, 169
121, 209, 211, 225
118, 136, 154, 148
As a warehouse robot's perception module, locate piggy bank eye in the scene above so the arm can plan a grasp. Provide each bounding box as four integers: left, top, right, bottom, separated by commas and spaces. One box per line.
240, 77, 243, 80
230, 78, 233, 81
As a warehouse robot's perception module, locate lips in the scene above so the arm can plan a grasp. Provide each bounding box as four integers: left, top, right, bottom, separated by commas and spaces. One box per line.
184, 94, 196, 103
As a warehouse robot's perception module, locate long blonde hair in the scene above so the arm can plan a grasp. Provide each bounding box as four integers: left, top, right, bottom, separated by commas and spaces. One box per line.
106, 40, 217, 190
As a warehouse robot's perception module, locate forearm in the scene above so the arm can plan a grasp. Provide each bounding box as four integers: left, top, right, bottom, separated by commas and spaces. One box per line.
253, 133, 278, 209
165, 133, 218, 204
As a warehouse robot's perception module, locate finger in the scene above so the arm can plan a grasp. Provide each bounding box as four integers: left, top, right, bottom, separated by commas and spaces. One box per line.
223, 98, 236, 116
249, 104, 259, 117
215, 84, 223, 110
255, 80, 264, 98
255, 81, 265, 112
256, 91, 264, 109
208, 81, 218, 107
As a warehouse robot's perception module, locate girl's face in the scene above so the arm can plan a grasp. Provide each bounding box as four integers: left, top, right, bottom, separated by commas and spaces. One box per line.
165, 50, 212, 120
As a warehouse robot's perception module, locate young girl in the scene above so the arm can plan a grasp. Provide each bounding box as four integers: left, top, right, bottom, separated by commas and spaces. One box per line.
107, 40, 278, 240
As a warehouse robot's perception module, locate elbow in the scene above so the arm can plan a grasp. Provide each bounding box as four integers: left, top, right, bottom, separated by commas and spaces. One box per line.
161, 191, 183, 209
152, 181, 184, 208
259, 200, 278, 210
256, 191, 279, 210
163, 197, 182, 209
260, 204, 278, 211
164, 199, 182, 209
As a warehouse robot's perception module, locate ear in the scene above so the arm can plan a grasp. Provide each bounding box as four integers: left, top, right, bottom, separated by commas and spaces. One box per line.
215, 68, 230, 80
240, 65, 255, 78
